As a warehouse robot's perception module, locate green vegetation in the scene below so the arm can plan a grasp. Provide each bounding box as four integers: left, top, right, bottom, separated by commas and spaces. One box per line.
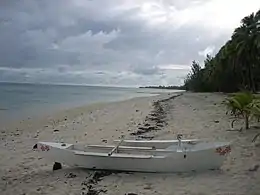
184, 9, 260, 93
139, 85, 185, 90
224, 91, 260, 129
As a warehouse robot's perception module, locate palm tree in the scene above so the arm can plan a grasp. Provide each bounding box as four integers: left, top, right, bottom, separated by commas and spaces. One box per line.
232, 11, 260, 93
225, 91, 253, 129
225, 92, 260, 130
183, 9, 260, 93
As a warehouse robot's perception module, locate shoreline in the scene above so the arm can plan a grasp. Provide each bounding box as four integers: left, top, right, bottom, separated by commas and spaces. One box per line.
1, 82, 181, 127
1, 92, 260, 195
0, 92, 168, 130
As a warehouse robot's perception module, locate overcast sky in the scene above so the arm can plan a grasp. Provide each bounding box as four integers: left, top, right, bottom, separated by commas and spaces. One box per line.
0, 0, 259, 87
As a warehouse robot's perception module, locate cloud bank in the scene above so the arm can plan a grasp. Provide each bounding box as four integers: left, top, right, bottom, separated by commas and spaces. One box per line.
1, 0, 259, 86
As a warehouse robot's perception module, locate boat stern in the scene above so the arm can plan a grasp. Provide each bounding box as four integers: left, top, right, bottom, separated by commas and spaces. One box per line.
214, 142, 231, 157
33, 142, 74, 164
36, 142, 73, 151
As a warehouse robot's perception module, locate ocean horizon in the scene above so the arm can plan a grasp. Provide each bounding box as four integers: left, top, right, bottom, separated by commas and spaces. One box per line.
0, 82, 181, 123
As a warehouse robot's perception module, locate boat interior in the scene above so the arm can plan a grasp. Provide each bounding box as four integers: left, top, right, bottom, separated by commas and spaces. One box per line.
70, 139, 229, 157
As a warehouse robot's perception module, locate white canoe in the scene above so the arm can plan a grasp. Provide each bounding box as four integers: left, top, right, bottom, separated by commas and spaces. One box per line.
35, 139, 231, 173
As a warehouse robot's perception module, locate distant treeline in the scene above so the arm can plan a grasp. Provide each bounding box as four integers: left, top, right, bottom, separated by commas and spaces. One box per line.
139, 85, 185, 90
183, 9, 260, 93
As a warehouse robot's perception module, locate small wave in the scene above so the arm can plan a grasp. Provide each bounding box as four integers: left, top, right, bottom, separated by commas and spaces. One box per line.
136, 91, 161, 95
0, 108, 8, 111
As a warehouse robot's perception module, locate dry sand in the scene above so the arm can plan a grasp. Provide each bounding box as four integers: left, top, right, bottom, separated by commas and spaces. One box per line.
0, 92, 260, 195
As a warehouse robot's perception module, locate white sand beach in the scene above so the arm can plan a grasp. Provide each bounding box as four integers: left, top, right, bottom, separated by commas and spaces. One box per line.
1, 92, 260, 195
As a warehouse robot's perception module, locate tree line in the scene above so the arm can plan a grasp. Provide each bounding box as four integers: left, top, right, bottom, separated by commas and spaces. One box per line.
184, 9, 260, 93
139, 85, 185, 90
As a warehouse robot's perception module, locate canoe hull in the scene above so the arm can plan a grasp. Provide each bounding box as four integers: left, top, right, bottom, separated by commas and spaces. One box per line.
36, 141, 230, 173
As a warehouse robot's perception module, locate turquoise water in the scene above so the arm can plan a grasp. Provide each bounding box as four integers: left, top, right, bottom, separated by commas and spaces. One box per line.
0, 82, 180, 122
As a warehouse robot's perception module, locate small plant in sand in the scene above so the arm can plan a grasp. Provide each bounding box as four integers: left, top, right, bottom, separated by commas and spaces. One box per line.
224, 91, 260, 130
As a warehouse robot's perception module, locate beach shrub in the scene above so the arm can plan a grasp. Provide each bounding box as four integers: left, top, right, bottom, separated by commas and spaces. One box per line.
225, 91, 260, 129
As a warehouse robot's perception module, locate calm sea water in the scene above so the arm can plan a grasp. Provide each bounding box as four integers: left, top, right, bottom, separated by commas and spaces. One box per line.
0, 82, 180, 123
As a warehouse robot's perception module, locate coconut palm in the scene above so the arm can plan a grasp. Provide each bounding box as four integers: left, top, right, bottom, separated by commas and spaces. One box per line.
183, 9, 260, 93
231, 12, 259, 92
225, 92, 253, 129
225, 92, 260, 130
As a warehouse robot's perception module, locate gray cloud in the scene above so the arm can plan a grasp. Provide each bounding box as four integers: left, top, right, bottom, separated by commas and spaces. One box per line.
0, 0, 258, 86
